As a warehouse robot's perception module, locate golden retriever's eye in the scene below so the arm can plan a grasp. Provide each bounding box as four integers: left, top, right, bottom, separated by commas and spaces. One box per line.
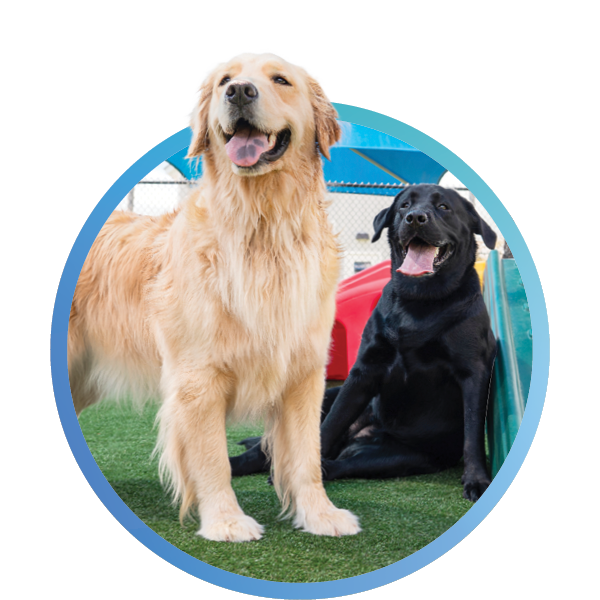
219, 76, 231, 87
438, 204, 449, 210
273, 76, 291, 86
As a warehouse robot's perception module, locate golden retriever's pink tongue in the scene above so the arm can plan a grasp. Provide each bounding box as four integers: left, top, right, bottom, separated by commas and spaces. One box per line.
397, 243, 437, 276
225, 127, 269, 167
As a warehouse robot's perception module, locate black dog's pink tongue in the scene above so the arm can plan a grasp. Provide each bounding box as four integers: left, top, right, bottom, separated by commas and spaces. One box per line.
225, 126, 269, 167
397, 242, 437, 276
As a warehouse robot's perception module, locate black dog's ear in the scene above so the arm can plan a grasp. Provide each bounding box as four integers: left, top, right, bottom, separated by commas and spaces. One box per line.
372, 191, 406, 242
478, 218, 498, 249
371, 206, 393, 243
464, 200, 497, 249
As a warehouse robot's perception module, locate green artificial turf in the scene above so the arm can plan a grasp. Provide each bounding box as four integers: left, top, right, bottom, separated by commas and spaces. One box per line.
79, 400, 474, 582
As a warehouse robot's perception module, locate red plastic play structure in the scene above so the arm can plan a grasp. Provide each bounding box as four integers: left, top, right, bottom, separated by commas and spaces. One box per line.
327, 261, 391, 380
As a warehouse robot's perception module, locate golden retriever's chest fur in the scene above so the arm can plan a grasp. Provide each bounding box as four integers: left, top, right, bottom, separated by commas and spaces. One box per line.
217, 238, 327, 413
150, 190, 339, 415
217, 224, 323, 343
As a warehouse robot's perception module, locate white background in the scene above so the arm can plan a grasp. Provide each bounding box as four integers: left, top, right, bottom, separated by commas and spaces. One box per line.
2, 1, 599, 598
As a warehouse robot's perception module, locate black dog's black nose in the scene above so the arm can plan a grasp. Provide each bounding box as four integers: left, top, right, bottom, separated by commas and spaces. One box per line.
405, 210, 428, 226
225, 82, 259, 106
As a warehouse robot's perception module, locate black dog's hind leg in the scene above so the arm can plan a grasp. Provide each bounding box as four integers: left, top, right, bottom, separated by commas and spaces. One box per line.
237, 436, 262, 450
323, 438, 446, 481
230, 441, 270, 476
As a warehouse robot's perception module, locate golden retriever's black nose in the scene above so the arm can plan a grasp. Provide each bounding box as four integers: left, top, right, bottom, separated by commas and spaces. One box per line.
405, 210, 428, 226
225, 82, 259, 106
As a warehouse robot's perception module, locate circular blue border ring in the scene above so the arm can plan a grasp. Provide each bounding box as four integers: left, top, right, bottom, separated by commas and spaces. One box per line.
50, 105, 549, 598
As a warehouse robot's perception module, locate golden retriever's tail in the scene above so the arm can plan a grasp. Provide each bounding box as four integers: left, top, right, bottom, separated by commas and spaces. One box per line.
67, 312, 102, 416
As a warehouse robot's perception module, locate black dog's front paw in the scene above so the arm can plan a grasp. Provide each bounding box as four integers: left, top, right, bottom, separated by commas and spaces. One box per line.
462, 476, 491, 502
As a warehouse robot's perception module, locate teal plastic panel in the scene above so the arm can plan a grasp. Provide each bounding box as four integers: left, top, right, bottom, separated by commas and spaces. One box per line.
484, 251, 532, 477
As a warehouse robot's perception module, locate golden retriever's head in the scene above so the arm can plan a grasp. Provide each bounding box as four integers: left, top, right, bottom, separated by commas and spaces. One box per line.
187, 54, 340, 177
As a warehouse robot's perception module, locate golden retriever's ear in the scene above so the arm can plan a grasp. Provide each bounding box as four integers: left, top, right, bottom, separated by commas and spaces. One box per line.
187, 79, 213, 158
308, 77, 341, 160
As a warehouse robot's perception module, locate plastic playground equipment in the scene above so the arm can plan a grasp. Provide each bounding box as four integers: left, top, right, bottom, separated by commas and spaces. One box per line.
483, 250, 532, 476
327, 261, 392, 380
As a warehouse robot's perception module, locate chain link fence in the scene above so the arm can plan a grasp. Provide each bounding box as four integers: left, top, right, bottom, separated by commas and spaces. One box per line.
116, 166, 503, 280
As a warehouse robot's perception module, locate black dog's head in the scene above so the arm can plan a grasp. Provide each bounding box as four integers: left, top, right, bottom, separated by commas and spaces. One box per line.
372, 184, 497, 299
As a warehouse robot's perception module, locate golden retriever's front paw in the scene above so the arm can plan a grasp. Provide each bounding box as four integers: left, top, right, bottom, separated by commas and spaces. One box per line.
295, 507, 361, 537
198, 514, 264, 542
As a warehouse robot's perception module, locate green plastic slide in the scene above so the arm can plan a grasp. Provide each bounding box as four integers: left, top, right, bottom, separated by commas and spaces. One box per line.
483, 250, 533, 478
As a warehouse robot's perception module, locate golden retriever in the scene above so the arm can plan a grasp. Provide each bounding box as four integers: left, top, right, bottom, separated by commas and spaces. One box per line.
68, 53, 361, 542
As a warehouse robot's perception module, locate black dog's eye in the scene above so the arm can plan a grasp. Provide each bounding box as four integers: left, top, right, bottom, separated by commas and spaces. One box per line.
401, 202, 410, 209
273, 75, 291, 86
438, 204, 449, 210
219, 76, 231, 86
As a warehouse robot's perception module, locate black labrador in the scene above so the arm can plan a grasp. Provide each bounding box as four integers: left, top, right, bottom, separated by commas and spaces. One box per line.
230, 184, 497, 502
